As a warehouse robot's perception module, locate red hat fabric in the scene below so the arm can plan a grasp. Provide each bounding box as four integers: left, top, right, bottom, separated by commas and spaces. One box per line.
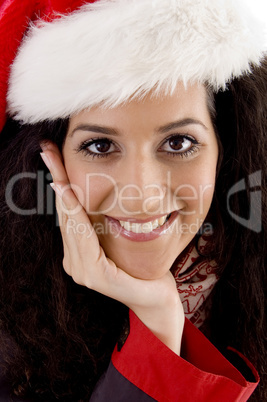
0, 0, 96, 132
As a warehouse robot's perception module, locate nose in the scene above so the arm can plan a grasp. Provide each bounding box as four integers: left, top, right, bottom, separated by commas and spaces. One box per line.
116, 155, 168, 216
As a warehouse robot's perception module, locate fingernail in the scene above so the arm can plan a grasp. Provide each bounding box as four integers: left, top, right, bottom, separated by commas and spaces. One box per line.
40, 141, 49, 151
50, 183, 63, 198
40, 152, 52, 169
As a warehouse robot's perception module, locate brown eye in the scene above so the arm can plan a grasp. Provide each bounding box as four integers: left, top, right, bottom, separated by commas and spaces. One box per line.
158, 134, 200, 158
87, 139, 116, 154
161, 135, 192, 153
93, 140, 111, 153
168, 137, 189, 151
78, 137, 118, 159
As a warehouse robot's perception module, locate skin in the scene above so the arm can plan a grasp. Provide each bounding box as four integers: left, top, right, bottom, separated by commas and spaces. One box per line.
40, 82, 218, 355
62, 83, 218, 280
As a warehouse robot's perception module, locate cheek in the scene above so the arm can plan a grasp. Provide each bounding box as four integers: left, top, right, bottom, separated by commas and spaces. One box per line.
173, 159, 217, 215
64, 161, 88, 207
65, 163, 116, 214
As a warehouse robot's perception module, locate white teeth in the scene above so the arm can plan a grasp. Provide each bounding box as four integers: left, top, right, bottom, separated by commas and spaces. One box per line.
157, 216, 166, 226
141, 222, 153, 233
119, 214, 169, 234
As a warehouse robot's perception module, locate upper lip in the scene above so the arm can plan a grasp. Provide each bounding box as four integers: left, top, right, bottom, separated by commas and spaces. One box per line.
105, 212, 174, 223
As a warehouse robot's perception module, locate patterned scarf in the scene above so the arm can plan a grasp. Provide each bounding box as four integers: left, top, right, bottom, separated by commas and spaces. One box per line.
171, 236, 219, 328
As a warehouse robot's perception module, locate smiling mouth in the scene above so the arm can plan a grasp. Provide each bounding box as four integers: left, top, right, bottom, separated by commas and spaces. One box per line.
118, 213, 172, 234
105, 211, 178, 242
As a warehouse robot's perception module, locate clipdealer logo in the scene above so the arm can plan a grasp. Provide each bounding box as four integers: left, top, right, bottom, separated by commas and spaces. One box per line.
4, 170, 263, 233
227, 171, 262, 233
4, 171, 213, 217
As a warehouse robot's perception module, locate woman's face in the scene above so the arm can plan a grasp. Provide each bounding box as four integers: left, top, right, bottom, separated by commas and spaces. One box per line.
62, 83, 218, 279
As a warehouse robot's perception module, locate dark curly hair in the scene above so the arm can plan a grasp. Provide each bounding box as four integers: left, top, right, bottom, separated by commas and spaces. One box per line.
0, 59, 266, 401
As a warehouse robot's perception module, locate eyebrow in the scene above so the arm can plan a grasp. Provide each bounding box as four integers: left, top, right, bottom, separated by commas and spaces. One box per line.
70, 124, 118, 137
156, 118, 208, 133
70, 118, 208, 137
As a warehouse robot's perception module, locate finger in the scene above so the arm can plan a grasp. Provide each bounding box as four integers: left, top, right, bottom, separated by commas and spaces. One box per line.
40, 140, 63, 161
40, 142, 88, 222
53, 186, 118, 291
52, 182, 100, 256
54, 189, 92, 281
40, 142, 68, 184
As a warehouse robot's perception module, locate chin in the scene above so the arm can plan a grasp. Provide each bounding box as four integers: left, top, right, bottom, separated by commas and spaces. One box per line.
109, 253, 173, 280
123, 267, 166, 280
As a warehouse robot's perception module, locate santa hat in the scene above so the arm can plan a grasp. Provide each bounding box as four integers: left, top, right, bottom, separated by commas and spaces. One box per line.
0, 0, 266, 131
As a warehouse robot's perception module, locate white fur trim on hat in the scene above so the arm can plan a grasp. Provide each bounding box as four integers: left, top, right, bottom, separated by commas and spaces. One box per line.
7, 0, 267, 124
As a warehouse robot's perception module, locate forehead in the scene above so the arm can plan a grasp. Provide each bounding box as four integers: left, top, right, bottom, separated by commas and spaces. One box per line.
69, 83, 210, 128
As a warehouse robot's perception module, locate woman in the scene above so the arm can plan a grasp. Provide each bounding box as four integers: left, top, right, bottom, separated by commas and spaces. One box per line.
0, 0, 266, 400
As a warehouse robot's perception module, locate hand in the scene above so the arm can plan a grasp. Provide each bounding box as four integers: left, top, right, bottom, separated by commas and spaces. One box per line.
40, 141, 184, 354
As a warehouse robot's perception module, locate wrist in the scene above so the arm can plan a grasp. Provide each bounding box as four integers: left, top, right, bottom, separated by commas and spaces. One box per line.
131, 297, 184, 355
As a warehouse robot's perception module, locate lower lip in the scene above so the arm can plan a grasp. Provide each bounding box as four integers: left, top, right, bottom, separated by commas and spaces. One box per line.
105, 211, 179, 242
